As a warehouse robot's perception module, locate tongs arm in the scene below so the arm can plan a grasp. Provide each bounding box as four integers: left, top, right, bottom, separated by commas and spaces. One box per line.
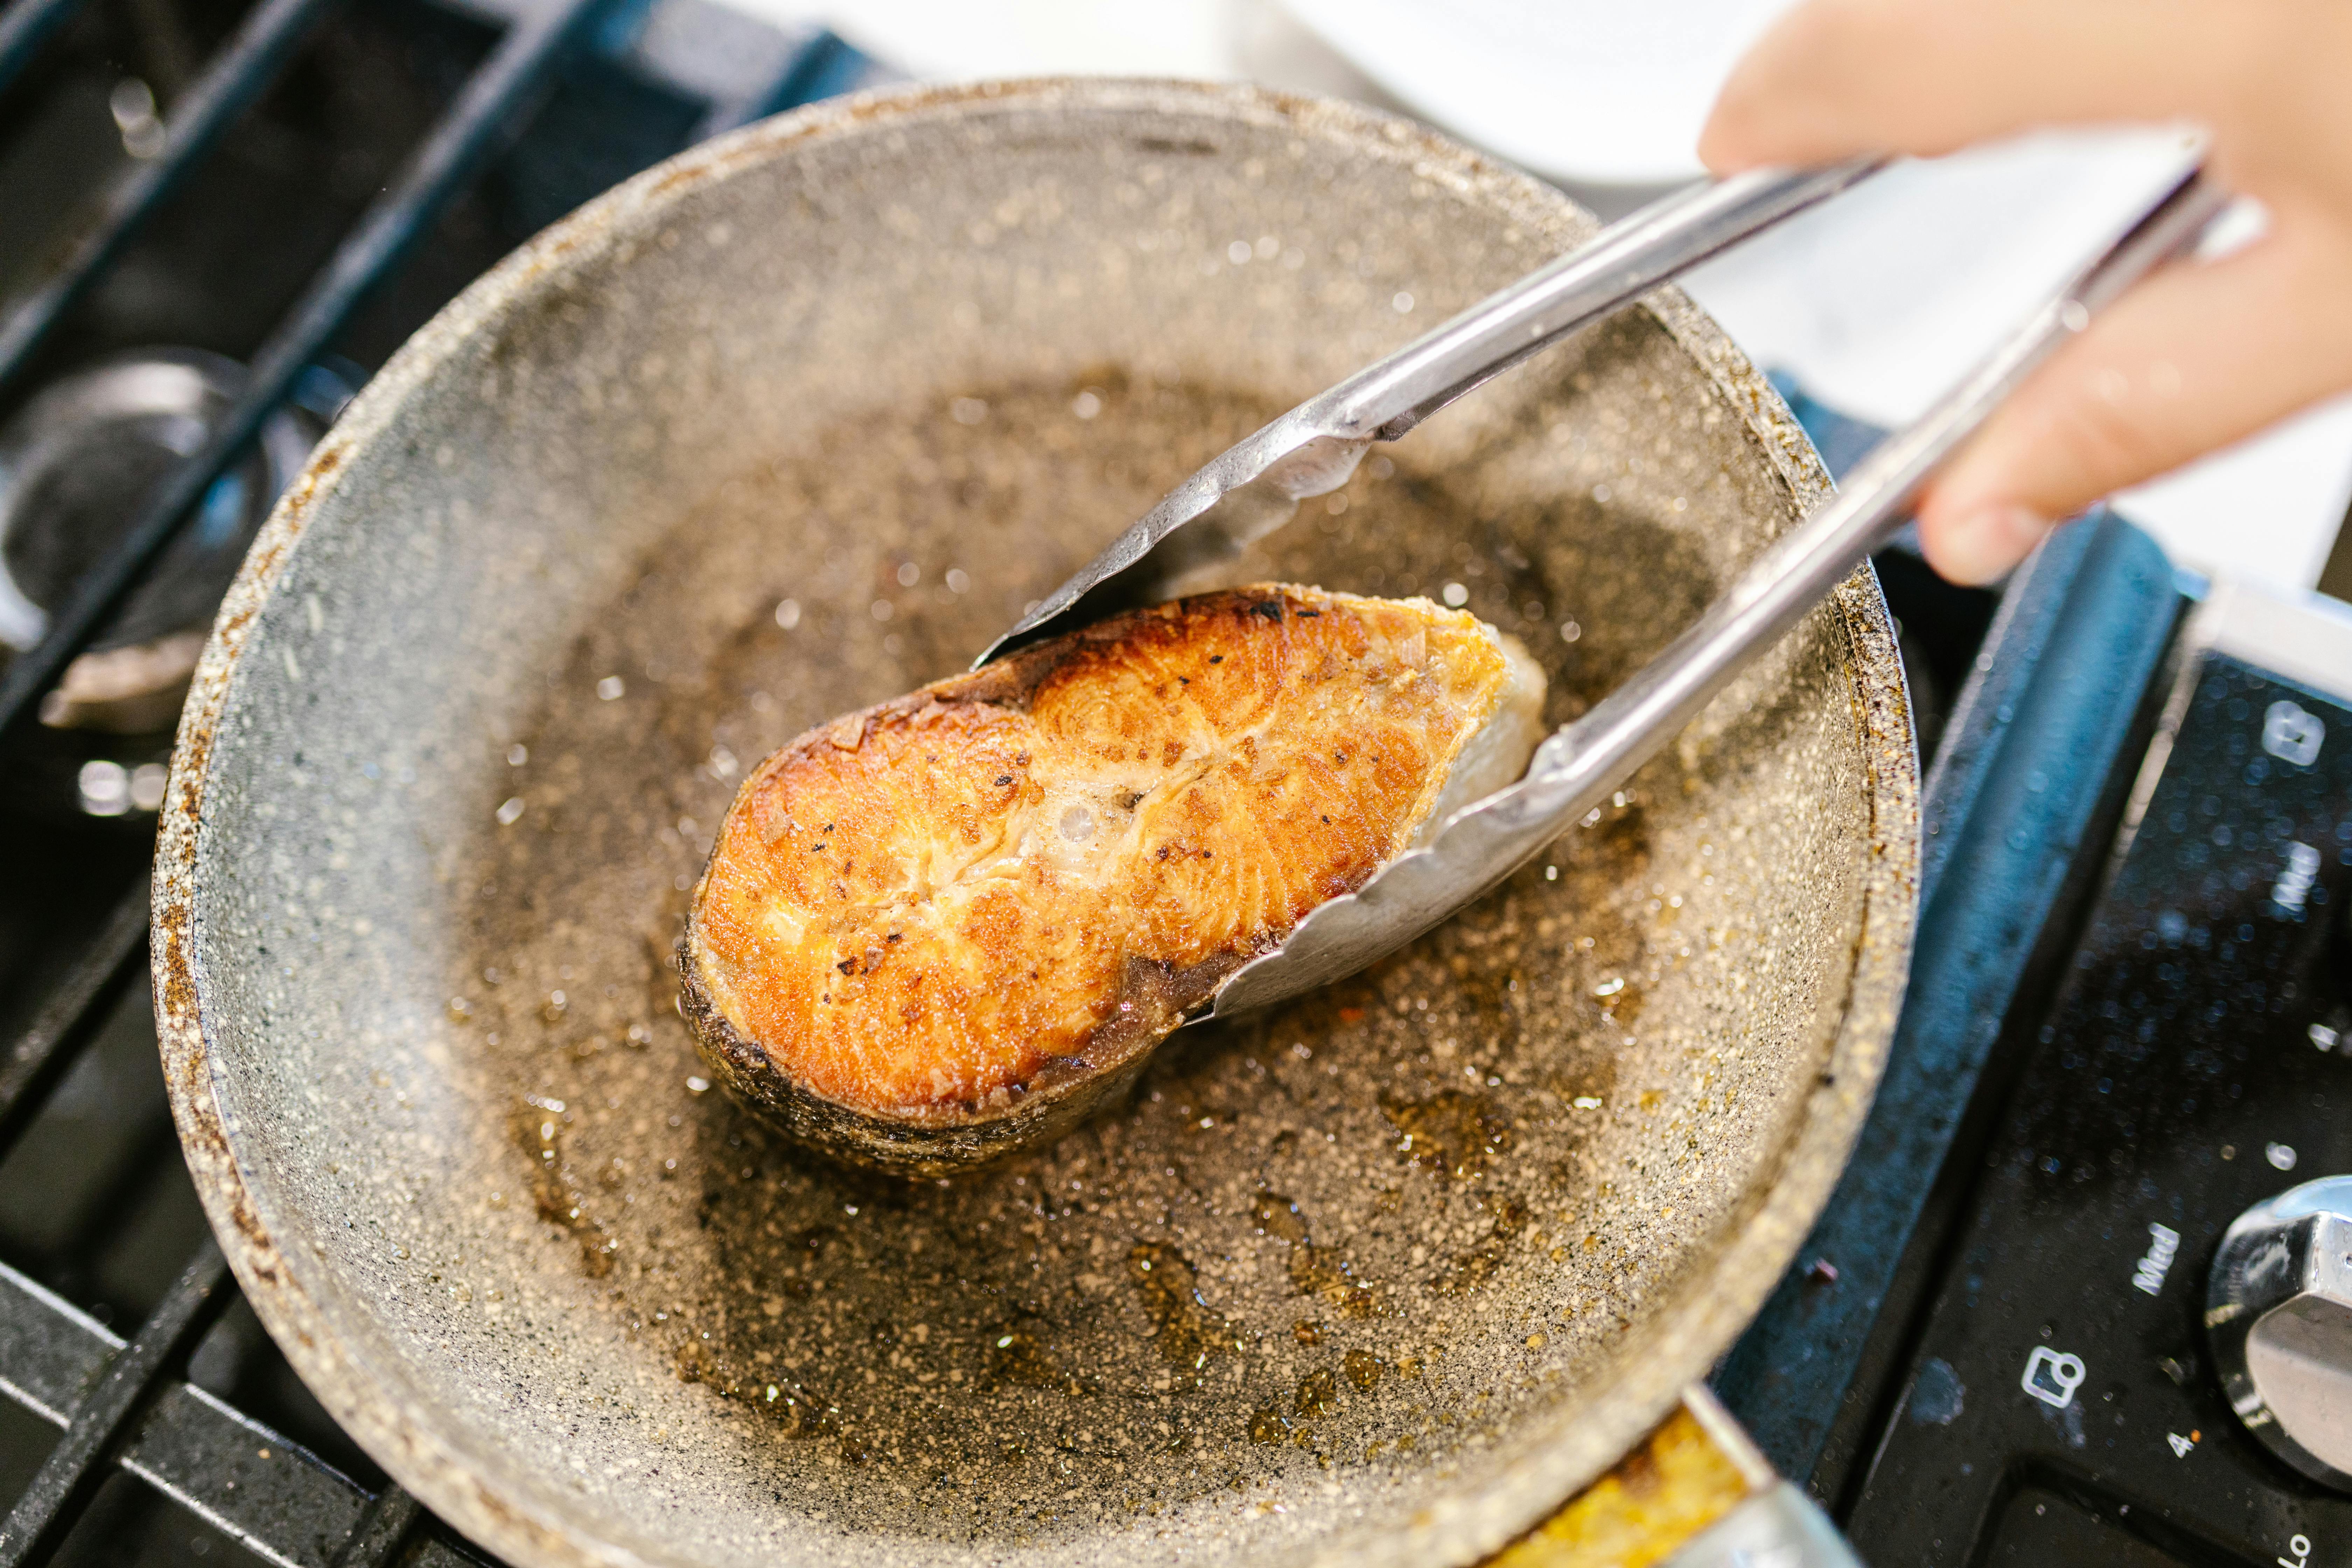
1328, 158, 1884, 443
976, 158, 1883, 666
1511, 163, 2227, 839
1212, 162, 2227, 1016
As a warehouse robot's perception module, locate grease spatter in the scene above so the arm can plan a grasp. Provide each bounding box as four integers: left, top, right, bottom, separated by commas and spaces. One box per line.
1584, 790, 1651, 865
1292, 1320, 1324, 1347
1248, 1407, 1292, 1446
1432, 1233, 1513, 1296
1483, 1192, 1530, 1229
1594, 976, 1645, 1027
1250, 1193, 1309, 1242
1435, 1193, 1533, 1296
1381, 1089, 1513, 1180
1343, 1349, 1385, 1391
509, 1099, 616, 1278
984, 1325, 1063, 1390
674, 1337, 716, 1386
1251, 1193, 1382, 1318
1293, 1245, 1381, 1320
675, 1338, 840, 1438
1128, 1242, 1242, 1389
1294, 1367, 1338, 1420
757, 1379, 843, 1439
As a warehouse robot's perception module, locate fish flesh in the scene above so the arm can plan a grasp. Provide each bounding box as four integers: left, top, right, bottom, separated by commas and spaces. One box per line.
680, 584, 1545, 1174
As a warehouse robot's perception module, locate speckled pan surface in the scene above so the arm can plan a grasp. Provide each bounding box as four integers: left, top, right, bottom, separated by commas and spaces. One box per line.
153, 79, 1917, 1568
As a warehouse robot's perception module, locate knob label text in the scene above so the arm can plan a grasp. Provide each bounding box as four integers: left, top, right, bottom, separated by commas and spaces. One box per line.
2133, 1222, 2182, 1296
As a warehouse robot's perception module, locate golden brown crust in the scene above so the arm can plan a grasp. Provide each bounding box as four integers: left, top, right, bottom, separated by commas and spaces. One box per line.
682, 584, 1511, 1172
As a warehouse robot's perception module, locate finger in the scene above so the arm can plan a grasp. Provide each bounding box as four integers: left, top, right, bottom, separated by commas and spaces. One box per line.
1698, 0, 2309, 173
1912, 219, 2352, 583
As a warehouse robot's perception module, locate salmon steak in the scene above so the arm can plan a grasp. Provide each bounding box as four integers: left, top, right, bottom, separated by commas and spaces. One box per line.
680, 584, 1546, 1174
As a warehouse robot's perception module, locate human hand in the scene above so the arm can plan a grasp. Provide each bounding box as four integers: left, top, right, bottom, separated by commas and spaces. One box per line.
1700, 0, 2352, 584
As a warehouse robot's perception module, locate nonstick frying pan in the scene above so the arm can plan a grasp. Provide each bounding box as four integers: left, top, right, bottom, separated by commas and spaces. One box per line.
154, 79, 1918, 1568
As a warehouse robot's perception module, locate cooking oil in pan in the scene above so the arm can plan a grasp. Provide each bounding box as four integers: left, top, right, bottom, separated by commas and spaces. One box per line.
445, 348, 1853, 1542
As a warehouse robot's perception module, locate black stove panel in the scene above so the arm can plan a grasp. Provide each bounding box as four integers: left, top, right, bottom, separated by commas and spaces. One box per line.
1846, 632, 2352, 1566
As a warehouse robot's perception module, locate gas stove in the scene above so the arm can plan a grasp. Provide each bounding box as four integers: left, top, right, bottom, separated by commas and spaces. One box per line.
0, 1, 2345, 1560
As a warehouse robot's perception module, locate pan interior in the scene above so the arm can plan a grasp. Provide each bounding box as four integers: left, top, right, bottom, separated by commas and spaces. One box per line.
178, 85, 1893, 1568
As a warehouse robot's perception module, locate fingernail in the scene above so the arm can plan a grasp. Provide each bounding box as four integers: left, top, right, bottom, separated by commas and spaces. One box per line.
1933, 504, 2051, 586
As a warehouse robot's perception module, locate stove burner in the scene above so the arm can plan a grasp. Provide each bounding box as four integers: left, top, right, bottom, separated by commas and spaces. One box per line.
0, 349, 334, 733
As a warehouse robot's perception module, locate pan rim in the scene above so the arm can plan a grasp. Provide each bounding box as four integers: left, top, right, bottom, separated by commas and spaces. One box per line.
152, 75, 1919, 1568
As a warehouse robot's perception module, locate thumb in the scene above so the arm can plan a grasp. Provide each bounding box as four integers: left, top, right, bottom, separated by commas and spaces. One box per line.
1916, 217, 2352, 583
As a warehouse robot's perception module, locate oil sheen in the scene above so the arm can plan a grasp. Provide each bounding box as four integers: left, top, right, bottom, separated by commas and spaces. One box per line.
448, 354, 1836, 1544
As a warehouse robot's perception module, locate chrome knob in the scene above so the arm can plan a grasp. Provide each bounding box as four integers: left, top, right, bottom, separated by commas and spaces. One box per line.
2206, 1176, 2352, 1489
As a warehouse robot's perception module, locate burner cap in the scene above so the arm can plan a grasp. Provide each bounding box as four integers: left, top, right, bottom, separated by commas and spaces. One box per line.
0, 349, 324, 730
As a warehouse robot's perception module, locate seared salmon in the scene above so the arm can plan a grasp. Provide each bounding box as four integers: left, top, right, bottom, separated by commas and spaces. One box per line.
681, 584, 1545, 1174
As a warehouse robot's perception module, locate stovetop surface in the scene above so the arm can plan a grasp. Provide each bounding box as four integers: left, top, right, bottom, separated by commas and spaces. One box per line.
1845, 629, 2352, 1567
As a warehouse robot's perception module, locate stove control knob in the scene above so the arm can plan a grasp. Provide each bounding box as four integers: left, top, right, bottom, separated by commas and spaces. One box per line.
2207, 1176, 2352, 1490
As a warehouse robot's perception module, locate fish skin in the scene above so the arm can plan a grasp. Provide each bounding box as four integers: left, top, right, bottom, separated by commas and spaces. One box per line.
681, 583, 1520, 1175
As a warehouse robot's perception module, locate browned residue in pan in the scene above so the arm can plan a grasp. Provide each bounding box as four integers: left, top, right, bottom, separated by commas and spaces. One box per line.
443, 357, 1840, 1537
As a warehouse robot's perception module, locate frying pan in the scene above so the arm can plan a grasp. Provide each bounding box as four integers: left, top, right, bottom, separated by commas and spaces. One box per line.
153, 79, 1917, 1568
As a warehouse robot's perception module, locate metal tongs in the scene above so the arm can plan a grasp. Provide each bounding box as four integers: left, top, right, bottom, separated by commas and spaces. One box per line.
975, 156, 2228, 1020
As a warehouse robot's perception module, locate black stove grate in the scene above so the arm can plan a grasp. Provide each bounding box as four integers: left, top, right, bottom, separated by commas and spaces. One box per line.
0, 0, 602, 739
0, 0, 82, 93
0, 0, 869, 1556
0, 0, 335, 397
